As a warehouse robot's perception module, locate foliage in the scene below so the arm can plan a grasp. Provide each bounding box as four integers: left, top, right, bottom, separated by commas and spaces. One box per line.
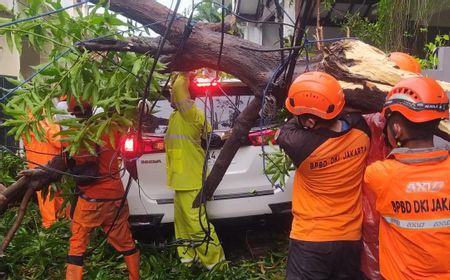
263, 143, 293, 191
377, 0, 450, 52
322, 0, 336, 12
419, 34, 450, 69
338, 0, 450, 52
0, 149, 24, 185
340, 12, 382, 47
193, 0, 222, 23
0, 204, 288, 279
0, 0, 166, 155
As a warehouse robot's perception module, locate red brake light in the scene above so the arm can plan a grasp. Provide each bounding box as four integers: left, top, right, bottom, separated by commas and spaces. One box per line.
248, 129, 278, 146
193, 77, 219, 88
120, 133, 144, 160
143, 137, 165, 153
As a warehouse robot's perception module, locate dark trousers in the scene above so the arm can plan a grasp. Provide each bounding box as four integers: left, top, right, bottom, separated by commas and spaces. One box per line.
286, 239, 362, 280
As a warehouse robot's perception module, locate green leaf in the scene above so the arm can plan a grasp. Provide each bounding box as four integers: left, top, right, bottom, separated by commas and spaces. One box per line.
13, 33, 22, 54
16, 123, 27, 138
89, 15, 104, 25
95, 121, 108, 140
0, 17, 10, 24
131, 59, 143, 76
107, 17, 125, 26
5, 31, 14, 51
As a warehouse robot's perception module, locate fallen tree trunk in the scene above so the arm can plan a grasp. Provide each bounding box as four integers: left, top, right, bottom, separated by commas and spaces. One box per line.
3, 0, 449, 212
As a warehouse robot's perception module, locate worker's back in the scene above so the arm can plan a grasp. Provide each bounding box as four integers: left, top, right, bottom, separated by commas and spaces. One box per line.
279, 113, 370, 241
71, 132, 123, 199
366, 148, 450, 280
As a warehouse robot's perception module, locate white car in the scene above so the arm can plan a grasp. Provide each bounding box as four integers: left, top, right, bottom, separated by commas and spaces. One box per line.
121, 80, 293, 227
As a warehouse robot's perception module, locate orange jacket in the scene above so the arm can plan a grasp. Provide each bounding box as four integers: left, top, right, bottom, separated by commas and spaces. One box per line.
23, 118, 62, 167
71, 132, 124, 199
278, 113, 370, 241
365, 147, 450, 280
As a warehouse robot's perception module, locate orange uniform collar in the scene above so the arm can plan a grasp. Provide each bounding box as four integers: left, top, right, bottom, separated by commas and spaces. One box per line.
387, 147, 449, 164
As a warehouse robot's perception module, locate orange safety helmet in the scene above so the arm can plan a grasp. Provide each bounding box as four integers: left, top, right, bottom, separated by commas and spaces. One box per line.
388, 52, 421, 74
285, 71, 345, 120
383, 77, 449, 123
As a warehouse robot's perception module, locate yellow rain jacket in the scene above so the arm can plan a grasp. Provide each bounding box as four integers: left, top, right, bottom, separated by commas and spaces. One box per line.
165, 73, 211, 191
165, 73, 225, 269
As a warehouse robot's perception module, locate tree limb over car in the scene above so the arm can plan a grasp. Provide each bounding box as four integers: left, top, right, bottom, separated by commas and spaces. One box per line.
1, 0, 449, 214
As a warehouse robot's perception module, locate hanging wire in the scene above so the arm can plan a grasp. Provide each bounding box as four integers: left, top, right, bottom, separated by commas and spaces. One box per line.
136, 0, 182, 139
0, 145, 124, 181
258, 0, 315, 189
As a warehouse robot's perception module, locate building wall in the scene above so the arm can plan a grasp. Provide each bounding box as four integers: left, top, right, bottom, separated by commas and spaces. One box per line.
0, 0, 82, 79
0, 0, 20, 77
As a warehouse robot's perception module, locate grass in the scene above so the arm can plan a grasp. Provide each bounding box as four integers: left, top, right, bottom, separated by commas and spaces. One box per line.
0, 202, 289, 279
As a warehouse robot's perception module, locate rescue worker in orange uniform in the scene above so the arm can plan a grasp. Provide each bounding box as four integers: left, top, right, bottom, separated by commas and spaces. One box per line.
361, 51, 422, 280
364, 76, 450, 280
23, 117, 64, 228
278, 72, 371, 280
65, 98, 139, 280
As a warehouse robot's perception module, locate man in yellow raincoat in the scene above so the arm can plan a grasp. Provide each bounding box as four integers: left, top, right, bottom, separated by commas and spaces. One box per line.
165, 72, 225, 269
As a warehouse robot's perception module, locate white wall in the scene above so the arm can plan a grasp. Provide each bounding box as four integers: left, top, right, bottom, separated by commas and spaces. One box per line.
243, 22, 262, 45
0, 0, 20, 77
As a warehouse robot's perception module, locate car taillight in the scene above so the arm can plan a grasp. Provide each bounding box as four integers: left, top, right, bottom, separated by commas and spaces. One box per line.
193, 77, 219, 88
248, 129, 278, 146
143, 137, 165, 153
189, 77, 220, 97
120, 133, 144, 160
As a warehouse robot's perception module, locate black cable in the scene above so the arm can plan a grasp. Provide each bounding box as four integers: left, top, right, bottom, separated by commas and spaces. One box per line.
198, 90, 214, 254
195, 0, 229, 255
217, 85, 241, 113
136, 0, 182, 140
285, 0, 314, 85
0, 145, 124, 181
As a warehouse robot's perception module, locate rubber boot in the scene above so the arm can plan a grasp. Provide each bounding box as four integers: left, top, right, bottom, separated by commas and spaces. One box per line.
66, 264, 83, 280
124, 251, 140, 280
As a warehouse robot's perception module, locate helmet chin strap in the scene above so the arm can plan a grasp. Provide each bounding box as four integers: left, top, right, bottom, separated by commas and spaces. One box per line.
384, 120, 415, 148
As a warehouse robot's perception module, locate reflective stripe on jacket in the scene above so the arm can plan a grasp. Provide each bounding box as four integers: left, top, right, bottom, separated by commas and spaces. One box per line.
365, 147, 450, 280
165, 73, 211, 191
